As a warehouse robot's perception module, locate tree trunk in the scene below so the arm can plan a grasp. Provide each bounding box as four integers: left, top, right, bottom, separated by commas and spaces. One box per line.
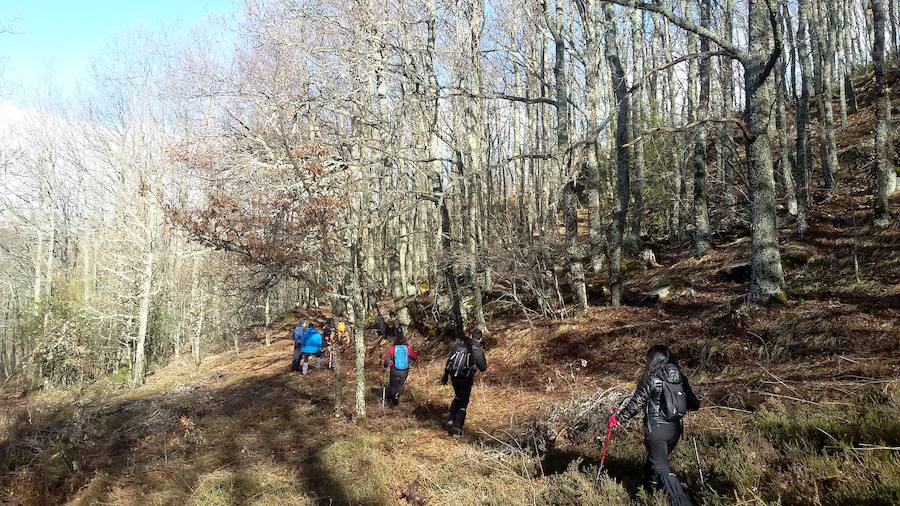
795, 0, 813, 237
889, 0, 899, 56
579, 0, 605, 273
32, 227, 42, 307
132, 249, 153, 386
811, 0, 838, 189
463, 0, 487, 330
190, 255, 203, 367
873, 0, 897, 226
629, 9, 645, 250
746, 0, 786, 302
553, 0, 586, 316
776, 4, 798, 217
332, 332, 343, 417
693, 0, 712, 256
603, 4, 630, 307
720, 0, 736, 227
264, 291, 271, 346
833, 0, 849, 128
346, 246, 367, 420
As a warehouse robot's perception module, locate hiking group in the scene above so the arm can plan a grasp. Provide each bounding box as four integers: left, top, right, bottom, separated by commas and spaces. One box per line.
288, 316, 488, 437
289, 316, 697, 505
290, 318, 350, 374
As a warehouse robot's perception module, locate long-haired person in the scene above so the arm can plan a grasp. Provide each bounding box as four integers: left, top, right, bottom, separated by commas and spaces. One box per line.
607, 345, 700, 506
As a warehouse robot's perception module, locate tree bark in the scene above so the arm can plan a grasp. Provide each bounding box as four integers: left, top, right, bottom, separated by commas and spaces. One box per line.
745, 0, 786, 302
811, 0, 838, 189
720, 0, 736, 226
578, 0, 605, 273
346, 244, 367, 420
776, 3, 798, 217
693, 0, 712, 256
264, 291, 271, 347
629, 8, 645, 250
603, 4, 630, 307
873, 0, 897, 226
833, 0, 849, 128
32, 227, 42, 307
463, 0, 487, 330
132, 249, 153, 386
890, 0, 899, 56
795, 0, 813, 237
190, 255, 203, 367
553, 0, 587, 316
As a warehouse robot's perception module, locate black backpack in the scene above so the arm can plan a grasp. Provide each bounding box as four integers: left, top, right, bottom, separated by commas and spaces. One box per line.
445, 343, 475, 378
657, 364, 689, 422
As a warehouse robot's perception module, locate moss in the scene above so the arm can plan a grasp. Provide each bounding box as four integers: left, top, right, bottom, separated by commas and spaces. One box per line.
625, 260, 643, 274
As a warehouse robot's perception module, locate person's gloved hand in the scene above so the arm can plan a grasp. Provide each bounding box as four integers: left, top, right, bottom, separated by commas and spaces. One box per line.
607, 414, 619, 430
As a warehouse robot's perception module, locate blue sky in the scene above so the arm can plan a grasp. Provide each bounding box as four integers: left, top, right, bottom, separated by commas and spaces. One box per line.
0, 0, 237, 104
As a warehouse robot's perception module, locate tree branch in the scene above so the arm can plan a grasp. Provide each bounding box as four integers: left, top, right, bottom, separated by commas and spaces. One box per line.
604, 0, 748, 65
623, 117, 749, 148
754, 0, 783, 90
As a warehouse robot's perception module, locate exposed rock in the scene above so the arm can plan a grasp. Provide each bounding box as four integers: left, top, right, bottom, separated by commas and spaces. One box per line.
644, 285, 672, 303
638, 248, 660, 269
642, 283, 697, 304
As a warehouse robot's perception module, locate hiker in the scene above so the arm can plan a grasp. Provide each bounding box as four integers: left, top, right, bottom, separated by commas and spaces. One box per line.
297, 323, 324, 375
373, 310, 387, 338
607, 345, 700, 506
334, 320, 350, 350
322, 320, 334, 347
290, 320, 308, 372
441, 329, 487, 436
382, 327, 419, 405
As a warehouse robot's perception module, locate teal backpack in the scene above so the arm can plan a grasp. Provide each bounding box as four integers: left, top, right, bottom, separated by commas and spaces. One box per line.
394, 345, 410, 370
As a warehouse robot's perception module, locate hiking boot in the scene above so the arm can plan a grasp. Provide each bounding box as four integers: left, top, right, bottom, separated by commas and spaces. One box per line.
448, 426, 463, 437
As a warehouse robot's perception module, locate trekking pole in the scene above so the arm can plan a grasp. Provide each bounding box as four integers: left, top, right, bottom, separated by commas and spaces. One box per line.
595, 425, 614, 481
381, 369, 387, 413
595, 406, 619, 481
692, 436, 706, 489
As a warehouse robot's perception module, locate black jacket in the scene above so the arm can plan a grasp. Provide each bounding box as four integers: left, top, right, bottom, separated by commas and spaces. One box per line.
617, 363, 700, 428
442, 338, 487, 381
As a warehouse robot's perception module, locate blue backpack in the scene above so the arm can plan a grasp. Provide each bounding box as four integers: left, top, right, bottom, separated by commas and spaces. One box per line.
393, 345, 409, 370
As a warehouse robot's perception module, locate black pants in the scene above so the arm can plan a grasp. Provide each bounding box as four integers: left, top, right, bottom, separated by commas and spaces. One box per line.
290, 344, 303, 371
448, 375, 474, 429
387, 367, 409, 404
644, 421, 692, 506
291, 346, 320, 373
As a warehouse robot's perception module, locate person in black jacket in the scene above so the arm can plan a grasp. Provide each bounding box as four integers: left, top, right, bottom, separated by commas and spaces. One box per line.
607, 345, 699, 506
441, 329, 488, 436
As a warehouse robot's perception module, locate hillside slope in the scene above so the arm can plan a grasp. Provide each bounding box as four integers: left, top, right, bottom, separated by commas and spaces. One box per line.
1, 89, 899, 505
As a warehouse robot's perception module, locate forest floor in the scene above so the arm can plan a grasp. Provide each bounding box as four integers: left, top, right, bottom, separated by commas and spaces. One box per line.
2, 91, 900, 505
